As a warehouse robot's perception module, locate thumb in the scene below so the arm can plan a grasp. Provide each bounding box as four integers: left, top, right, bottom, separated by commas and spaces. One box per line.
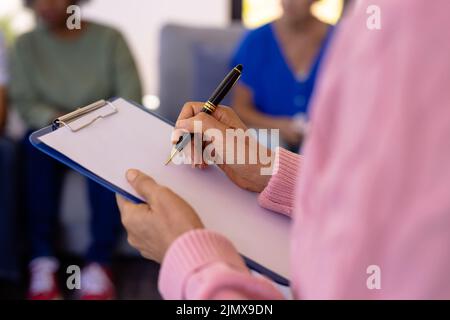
126, 169, 159, 203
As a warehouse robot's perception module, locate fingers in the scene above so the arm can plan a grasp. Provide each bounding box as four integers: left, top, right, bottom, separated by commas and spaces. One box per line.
178, 102, 239, 126
208, 106, 242, 128
116, 193, 128, 213
176, 112, 228, 134
174, 103, 244, 143
171, 128, 190, 144
176, 102, 206, 122
126, 169, 160, 204
172, 102, 246, 167
116, 193, 150, 229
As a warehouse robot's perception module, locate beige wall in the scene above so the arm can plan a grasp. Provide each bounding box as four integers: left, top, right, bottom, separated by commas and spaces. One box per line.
82, 0, 230, 105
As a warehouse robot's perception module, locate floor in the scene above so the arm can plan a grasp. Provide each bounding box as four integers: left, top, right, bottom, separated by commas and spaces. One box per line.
0, 256, 162, 300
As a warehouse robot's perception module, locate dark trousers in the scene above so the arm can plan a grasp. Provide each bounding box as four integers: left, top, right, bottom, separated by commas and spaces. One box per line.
23, 134, 121, 265
0, 138, 19, 281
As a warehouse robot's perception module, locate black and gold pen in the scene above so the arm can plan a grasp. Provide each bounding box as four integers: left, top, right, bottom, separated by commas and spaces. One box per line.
165, 64, 243, 165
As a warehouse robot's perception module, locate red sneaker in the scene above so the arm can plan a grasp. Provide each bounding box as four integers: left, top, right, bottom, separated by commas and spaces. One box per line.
28, 257, 61, 300
80, 263, 116, 300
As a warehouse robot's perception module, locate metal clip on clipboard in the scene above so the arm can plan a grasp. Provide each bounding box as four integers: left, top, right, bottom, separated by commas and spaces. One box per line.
52, 99, 118, 132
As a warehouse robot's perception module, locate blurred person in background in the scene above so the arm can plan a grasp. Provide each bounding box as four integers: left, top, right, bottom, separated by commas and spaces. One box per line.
0, 31, 20, 285
231, 0, 334, 149
0, 33, 7, 134
10, 0, 142, 300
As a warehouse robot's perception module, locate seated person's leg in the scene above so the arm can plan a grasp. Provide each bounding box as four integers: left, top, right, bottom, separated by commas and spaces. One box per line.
86, 180, 121, 265
0, 138, 20, 281
23, 134, 64, 299
80, 180, 121, 299
23, 135, 64, 260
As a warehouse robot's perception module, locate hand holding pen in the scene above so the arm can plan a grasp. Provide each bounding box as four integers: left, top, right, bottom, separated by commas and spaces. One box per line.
165, 64, 243, 165
172, 101, 273, 193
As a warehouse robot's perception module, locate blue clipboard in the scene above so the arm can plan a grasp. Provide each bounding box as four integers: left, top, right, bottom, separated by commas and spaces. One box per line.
30, 98, 170, 205
30, 97, 289, 286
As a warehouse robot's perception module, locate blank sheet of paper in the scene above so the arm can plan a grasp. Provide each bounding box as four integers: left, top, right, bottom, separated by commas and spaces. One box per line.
39, 98, 291, 279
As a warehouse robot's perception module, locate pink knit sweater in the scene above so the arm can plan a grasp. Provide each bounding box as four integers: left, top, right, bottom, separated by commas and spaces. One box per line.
159, 1, 450, 299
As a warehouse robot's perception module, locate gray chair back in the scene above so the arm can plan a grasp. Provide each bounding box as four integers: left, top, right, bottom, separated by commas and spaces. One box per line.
157, 23, 246, 123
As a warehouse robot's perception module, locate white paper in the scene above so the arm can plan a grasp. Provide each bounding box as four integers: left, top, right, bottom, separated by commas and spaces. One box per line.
39, 98, 291, 279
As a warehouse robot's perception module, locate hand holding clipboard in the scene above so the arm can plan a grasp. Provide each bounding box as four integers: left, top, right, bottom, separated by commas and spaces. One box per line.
30, 67, 290, 284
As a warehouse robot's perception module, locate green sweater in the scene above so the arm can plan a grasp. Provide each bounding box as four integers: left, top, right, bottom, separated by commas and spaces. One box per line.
10, 22, 142, 129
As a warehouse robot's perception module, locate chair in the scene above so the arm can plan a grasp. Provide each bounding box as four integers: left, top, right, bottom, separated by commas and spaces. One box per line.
157, 23, 245, 123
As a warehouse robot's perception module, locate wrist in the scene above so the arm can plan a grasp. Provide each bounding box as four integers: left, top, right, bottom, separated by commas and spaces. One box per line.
162, 225, 205, 260
252, 170, 272, 193
254, 146, 275, 192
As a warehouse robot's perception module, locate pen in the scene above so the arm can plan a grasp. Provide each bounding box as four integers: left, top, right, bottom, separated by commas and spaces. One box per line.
165, 64, 243, 165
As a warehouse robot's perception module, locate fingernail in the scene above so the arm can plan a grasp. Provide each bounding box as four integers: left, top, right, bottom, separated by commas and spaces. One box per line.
127, 169, 138, 182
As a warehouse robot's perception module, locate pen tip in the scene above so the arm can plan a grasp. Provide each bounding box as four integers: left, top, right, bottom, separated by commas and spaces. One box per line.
164, 148, 178, 165
235, 64, 243, 72
164, 157, 173, 166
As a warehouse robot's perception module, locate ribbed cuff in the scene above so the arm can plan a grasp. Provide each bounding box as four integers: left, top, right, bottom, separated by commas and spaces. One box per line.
158, 229, 247, 300
258, 147, 301, 216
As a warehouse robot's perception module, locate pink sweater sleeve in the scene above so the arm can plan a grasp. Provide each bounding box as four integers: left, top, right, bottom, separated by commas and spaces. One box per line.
258, 147, 302, 216
158, 229, 285, 300
160, 0, 450, 300
158, 148, 300, 299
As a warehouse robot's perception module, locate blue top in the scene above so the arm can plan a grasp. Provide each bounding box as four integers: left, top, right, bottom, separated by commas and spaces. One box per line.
231, 23, 334, 117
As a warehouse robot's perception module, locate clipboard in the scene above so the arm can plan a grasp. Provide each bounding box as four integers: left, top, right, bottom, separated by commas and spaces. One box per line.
30, 97, 290, 286
31, 99, 169, 204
